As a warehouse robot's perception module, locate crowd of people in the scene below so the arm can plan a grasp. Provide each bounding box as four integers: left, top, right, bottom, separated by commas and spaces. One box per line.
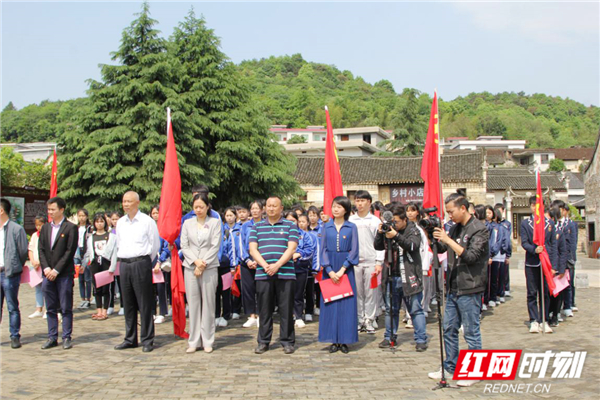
0, 186, 579, 387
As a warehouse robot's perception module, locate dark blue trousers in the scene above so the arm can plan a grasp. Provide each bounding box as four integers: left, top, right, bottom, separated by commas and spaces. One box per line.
525, 267, 550, 323
43, 275, 74, 340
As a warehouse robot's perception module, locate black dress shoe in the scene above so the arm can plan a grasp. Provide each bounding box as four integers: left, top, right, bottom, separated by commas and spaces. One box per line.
142, 344, 154, 353
340, 344, 349, 354
114, 341, 138, 350
41, 339, 58, 350
63, 338, 73, 350
11, 337, 22, 349
283, 345, 295, 354
254, 343, 269, 354
328, 344, 339, 353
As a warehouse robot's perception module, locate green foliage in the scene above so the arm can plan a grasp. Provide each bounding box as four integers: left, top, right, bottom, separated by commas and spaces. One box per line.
57, 4, 300, 213
0, 147, 50, 189
568, 204, 583, 221
548, 158, 566, 172
287, 135, 307, 144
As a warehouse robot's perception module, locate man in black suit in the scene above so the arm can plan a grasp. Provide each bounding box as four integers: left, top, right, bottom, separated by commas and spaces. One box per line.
39, 197, 78, 350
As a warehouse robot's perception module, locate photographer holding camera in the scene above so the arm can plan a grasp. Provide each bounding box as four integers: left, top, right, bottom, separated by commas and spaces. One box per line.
374, 204, 428, 352
428, 194, 489, 387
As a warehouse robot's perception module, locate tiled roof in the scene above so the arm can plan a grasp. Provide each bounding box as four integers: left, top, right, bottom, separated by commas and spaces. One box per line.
566, 172, 584, 190
294, 151, 484, 185
513, 147, 594, 160
487, 169, 566, 191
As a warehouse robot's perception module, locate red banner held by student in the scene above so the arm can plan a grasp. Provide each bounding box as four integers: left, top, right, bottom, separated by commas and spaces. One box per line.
323, 106, 343, 217
420, 91, 443, 218
533, 169, 557, 296
157, 108, 188, 339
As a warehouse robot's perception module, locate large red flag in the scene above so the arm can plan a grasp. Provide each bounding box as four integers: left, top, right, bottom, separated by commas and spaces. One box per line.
323, 106, 343, 217
50, 149, 58, 198
533, 169, 557, 296
157, 108, 188, 339
420, 91, 443, 218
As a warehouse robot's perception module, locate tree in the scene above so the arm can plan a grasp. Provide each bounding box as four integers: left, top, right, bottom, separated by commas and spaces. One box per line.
287, 135, 307, 144
58, 4, 300, 212
377, 88, 426, 156
548, 158, 566, 172
0, 147, 24, 187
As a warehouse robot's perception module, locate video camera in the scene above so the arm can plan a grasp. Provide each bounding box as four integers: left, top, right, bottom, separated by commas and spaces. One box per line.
381, 211, 394, 233
418, 206, 442, 240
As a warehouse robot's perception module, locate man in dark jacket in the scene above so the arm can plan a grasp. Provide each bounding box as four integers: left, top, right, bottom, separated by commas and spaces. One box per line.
39, 197, 79, 350
428, 194, 489, 387
374, 204, 427, 352
0, 198, 29, 349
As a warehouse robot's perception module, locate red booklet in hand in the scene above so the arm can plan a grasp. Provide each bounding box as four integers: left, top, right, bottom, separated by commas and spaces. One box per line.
319, 274, 354, 303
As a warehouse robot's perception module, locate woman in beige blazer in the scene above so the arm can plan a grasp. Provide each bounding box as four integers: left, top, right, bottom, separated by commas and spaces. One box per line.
181, 192, 222, 353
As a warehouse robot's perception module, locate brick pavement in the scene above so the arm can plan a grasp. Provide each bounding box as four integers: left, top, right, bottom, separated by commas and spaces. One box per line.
1, 277, 599, 399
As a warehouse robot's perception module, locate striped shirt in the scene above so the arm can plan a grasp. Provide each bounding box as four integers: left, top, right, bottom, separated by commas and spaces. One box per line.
249, 218, 299, 280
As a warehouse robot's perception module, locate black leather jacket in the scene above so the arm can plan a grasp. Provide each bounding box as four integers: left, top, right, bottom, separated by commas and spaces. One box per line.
374, 221, 423, 297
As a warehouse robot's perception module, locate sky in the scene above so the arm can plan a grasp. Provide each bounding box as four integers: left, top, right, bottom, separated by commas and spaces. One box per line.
1, 0, 599, 110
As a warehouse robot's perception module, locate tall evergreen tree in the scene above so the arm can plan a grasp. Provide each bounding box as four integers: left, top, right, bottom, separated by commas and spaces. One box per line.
168, 9, 300, 208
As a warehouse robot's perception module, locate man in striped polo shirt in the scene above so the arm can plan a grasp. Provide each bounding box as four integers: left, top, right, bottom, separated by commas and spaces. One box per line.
249, 196, 299, 354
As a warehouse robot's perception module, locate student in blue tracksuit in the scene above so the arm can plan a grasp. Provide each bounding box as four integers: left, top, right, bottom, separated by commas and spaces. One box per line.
151, 206, 171, 324
484, 206, 501, 310
228, 208, 245, 319
494, 203, 512, 299
240, 200, 264, 328
548, 206, 567, 327
284, 212, 316, 328
552, 200, 578, 317
489, 208, 509, 307
520, 196, 557, 334
215, 207, 238, 327
306, 206, 322, 320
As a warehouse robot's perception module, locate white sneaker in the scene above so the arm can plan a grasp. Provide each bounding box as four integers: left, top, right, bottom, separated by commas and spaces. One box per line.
488, 301, 496, 307
166, 307, 172, 317
90, 298, 96, 306
542, 322, 553, 333
243, 316, 258, 328
457, 379, 480, 387
78, 301, 87, 309
154, 315, 165, 324
43, 312, 47, 319
29, 310, 44, 318
372, 320, 378, 329
405, 319, 413, 329
428, 368, 453, 380
572, 306, 578, 312
563, 309, 574, 318
431, 298, 438, 305
482, 304, 488, 311
118, 308, 125, 316
504, 291, 511, 297
107, 307, 114, 315
499, 297, 506, 303
219, 318, 228, 327
305, 314, 313, 322
365, 320, 375, 334
314, 307, 320, 316
558, 313, 564, 322
295, 319, 306, 328
231, 312, 240, 320
529, 321, 540, 333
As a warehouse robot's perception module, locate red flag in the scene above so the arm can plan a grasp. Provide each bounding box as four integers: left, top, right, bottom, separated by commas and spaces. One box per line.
533, 169, 557, 296
420, 91, 443, 218
50, 149, 58, 198
157, 108, 188, 339
231, 266, 241, 297
323, 106, 344, 217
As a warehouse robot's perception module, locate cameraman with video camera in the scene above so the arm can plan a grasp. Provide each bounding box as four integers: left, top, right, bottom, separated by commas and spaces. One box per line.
374, 204, 428, 352
427, 193, 489, 387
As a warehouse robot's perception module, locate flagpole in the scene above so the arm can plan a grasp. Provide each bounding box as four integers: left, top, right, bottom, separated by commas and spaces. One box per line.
435, 90, 443, 221
537, 168, 546, 335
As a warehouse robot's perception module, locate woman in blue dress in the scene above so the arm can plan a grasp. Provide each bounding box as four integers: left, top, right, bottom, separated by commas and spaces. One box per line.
318, 196, 359, 353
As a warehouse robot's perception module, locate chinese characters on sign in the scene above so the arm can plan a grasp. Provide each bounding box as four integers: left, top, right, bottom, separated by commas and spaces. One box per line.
390, 185, 424, 204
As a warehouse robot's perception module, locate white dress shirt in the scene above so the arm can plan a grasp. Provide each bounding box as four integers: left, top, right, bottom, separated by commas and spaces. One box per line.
0, 219, 8, 268
115, 211, 160, 259
349, 212, 385, 265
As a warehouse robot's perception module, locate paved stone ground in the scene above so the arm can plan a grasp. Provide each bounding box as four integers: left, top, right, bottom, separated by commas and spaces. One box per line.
2, 258, 599, 399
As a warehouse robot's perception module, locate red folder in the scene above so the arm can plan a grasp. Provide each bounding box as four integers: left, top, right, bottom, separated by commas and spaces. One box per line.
370, 272, 382, 289
319, 274, 354, 303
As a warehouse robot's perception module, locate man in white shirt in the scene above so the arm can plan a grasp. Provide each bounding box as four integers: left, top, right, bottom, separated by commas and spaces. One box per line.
349, 191, 384, 334
113, 191, 160, 353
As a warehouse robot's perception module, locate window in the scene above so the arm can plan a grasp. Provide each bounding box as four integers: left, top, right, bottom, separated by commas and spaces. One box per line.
313, 134, 326, 141
541, 154, 549, 164
346, 190, 357, 201
363, 134, 372, 144
340, 134, 349, 141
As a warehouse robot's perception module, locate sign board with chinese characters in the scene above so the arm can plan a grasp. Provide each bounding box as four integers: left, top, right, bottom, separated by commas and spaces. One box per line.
390, 185, 424, 204
1, 187, 49, 235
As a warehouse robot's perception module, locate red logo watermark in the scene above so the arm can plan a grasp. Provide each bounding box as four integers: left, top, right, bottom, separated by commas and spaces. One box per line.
454, 350, 522, 380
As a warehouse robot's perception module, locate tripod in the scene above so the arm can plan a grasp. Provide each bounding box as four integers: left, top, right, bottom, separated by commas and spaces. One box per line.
430, 239, 458, 390
382, 236, 398, 354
